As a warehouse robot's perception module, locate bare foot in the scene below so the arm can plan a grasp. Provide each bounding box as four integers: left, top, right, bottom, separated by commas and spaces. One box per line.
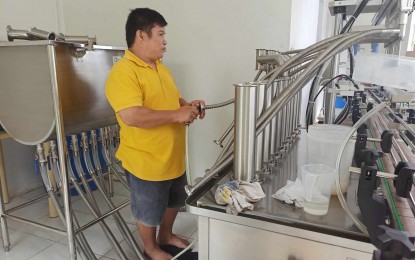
144, 246, 172, 260
157, 234, 190, 249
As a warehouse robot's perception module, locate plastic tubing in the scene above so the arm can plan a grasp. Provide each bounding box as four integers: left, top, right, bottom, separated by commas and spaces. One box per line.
334, 102, 388, 234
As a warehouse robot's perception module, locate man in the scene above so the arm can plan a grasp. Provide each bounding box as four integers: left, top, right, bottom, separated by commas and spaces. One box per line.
105, 8, 205, 260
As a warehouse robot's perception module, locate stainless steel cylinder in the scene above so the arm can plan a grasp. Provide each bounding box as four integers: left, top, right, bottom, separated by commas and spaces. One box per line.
28, 27, 56, 40
270, 81, 278, 155
275, 80, 283, 151
255, 82, 266, 171
234, 83, 257, 181
59, 34, 97, 45
287, 79, 294, 137
324, 12, 342, 124
263, 82, 273, 164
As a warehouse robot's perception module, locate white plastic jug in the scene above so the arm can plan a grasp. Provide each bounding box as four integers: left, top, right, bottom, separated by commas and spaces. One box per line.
307, 124, 355, 194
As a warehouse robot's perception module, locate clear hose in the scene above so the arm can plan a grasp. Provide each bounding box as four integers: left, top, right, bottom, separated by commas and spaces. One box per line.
334, 102, 388, 234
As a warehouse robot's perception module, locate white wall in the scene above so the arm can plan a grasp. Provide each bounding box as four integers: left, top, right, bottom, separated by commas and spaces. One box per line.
290, 0, 321, 127
0, 0, 292, 187
62, 0, 292, 180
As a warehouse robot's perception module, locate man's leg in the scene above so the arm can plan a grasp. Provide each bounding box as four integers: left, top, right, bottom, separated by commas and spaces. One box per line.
125, 171, 172, 259
157, 208, 190, 249
157, 173, 190, 249
137, 223, 171, 259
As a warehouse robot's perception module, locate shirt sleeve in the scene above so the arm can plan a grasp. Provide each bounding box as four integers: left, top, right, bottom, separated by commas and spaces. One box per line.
105, 65, 143, 113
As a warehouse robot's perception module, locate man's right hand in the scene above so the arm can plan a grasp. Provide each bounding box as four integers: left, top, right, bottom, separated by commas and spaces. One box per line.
175, 105, 200, 124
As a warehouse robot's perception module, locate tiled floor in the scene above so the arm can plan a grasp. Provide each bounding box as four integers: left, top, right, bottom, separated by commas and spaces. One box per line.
0, 182, 198, 259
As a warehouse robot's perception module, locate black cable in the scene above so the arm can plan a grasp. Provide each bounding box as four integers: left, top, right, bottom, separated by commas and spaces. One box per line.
333, 98, 348, 124
334, 97, 351, 124
340, 0, 369, 34
336, 102, 351, 124
306, 74, 357, 131
305, 0, 369, 127
348, 47, 354, 77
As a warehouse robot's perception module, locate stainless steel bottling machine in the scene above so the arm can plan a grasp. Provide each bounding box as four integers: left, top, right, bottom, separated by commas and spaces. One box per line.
0, 31, 146, 259
185, 1, 415, 259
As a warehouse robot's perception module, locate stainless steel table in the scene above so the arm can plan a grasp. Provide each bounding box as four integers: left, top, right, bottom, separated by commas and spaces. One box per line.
187, 134, 376, 260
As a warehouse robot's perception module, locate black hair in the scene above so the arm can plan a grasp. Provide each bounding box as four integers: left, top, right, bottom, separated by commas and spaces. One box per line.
125, 8, 168, 48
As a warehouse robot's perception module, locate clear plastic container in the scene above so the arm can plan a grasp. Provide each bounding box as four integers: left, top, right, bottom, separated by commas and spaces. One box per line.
307, 124, 355, 194
302, 164, 335, 215
354, 52, 415, 91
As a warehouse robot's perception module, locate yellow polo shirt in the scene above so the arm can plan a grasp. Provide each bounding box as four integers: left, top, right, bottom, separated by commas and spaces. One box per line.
105, 50, 185, 181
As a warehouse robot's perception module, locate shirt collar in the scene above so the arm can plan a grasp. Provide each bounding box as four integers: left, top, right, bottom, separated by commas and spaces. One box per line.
124, 50, 160, 68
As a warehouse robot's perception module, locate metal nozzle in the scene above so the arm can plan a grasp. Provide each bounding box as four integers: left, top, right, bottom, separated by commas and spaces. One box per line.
6, 25, 31, 41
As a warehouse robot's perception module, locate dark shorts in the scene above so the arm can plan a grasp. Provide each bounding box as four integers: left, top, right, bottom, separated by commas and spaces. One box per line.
125, 171, 188, 227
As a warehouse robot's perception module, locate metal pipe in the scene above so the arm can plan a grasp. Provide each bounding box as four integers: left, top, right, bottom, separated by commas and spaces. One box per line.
57, 34, 96, 45
5, 194, 49, 213
257, 30, 398, 135
262, 83, 272, 164
275, 81, 283, 152
0, 163, 10, 251
260, 32, 352, 82
71, 177, 128, 260
48, 45, 75, 259
214, 122, 234, 148
49, 140, 62, 188
269, 81, 278, 156
255, 82, 266, 171
80, 133, 144, 259
76, 200, 130, 234
100, 128, 114, 196
38, 142, 95, 260
65, 149, 126, 259
49, 158, 97, 260
28, 27, 56, 40
5, 214, 66, 235
73, 136, 132, 256
6, 25, 31, 41
324, 12, 343, 124
234, 83, 257, 181
90, 130, 108, 193
71, 135, 99, 211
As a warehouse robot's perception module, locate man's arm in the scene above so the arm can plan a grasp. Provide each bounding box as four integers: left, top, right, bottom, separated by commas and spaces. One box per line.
179, 98, 189, 107
117, 105, 199, 128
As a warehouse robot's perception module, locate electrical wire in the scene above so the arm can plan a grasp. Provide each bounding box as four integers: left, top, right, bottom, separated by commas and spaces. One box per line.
334, 98, 351, 124
306, 0, 369, 126
171, 239, 198, 260
306, 74, 357, 130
